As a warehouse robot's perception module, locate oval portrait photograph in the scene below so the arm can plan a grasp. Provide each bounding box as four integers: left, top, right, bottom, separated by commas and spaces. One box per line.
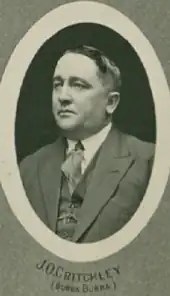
17, 24, 156, 243
0, 1, 170, 262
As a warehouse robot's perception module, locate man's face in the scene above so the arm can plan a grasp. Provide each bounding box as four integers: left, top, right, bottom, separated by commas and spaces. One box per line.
52, 52, 115, 139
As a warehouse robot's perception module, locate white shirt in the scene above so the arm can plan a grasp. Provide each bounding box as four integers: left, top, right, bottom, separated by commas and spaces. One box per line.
67, 123, 112, 174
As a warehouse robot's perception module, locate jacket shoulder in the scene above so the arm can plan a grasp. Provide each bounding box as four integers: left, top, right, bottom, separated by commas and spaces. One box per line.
19, 140, 60, 173
125, 134, 155, 160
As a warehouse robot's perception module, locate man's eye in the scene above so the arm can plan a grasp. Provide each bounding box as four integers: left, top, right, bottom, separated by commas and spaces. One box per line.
53, 82, 62, 89
73, 82, 87, 89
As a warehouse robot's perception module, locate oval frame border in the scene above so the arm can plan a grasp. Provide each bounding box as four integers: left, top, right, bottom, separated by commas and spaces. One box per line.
0, 1, 170, 262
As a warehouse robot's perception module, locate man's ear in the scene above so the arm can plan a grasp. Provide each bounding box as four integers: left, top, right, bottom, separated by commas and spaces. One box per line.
106, 92, 120, 115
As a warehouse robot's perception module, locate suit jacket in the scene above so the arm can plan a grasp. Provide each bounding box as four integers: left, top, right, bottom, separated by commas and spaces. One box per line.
20, 127, 155, 243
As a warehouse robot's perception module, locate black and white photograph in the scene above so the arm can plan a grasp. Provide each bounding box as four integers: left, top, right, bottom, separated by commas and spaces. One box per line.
1, 1, 170, 295
16, 23, 156, 243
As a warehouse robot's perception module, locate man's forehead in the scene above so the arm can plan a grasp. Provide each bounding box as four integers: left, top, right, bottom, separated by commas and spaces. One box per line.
53, 52, 99, 79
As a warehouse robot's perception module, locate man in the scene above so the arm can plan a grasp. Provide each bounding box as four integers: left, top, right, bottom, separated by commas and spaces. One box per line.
20, 45, 154, 243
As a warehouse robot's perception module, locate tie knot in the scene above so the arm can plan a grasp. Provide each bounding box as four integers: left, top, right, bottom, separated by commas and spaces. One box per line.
75, 140, 84, 151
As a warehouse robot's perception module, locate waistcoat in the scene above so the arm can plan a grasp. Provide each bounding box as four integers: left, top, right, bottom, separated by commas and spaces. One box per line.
56, 150, 100, 241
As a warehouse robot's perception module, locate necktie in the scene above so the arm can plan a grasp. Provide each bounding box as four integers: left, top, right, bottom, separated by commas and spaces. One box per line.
61, 141, 84, 195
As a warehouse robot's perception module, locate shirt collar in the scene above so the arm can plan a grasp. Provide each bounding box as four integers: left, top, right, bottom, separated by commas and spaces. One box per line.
67, 123, 112, 161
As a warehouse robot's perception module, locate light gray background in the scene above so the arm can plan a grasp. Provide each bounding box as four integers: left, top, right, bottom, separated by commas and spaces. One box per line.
0, 0, 170, 295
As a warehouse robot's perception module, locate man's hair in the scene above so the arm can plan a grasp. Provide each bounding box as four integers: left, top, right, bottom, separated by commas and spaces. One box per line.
63, 45, 121, 92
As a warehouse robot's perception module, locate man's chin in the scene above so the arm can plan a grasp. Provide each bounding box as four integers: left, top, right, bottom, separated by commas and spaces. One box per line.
56, 121, 79, 132
56, 120, 85, 139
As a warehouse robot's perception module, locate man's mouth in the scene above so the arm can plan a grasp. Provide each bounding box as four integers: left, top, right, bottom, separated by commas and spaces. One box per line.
58, 109, 75, 115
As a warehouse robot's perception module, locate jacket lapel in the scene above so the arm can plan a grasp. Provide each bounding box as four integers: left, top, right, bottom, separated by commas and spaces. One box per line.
38, 137, 65, 231
72, 128, 134, 242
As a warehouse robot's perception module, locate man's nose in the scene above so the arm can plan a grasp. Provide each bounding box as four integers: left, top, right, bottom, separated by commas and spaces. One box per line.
59, 84, 72, 103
